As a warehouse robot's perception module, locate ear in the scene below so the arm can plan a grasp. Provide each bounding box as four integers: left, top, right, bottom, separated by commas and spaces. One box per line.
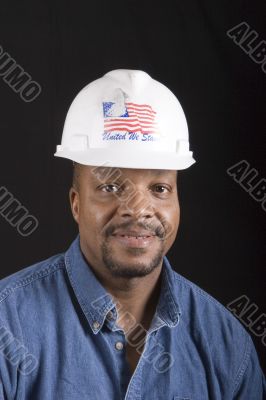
69, 187, 80, 224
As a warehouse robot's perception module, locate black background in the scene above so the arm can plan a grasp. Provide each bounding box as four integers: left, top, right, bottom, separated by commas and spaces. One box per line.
0, 0, 265, 373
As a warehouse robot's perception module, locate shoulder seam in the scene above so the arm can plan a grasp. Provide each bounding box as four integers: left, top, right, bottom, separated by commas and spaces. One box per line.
0, 258, 66, 304
232, 333, 252, 394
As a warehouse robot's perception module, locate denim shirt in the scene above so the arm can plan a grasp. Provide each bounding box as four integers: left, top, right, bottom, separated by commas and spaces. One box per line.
0, 234, 265, 400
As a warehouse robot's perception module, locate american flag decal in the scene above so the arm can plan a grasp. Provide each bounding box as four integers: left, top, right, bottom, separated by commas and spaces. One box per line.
103, 101, 158, 134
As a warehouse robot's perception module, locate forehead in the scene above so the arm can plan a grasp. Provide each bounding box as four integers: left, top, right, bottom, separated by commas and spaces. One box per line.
87, 166, 177, 182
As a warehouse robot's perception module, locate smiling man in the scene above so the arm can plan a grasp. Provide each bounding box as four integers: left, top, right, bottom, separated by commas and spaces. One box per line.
0, 70, 265, 399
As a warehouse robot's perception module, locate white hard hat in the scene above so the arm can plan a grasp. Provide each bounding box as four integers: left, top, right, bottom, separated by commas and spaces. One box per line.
54, 69, 196, 170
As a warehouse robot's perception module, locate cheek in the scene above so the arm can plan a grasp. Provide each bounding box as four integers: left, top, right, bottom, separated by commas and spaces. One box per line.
163, 203, 180, 244
77, 195, 96, 229
79, 199, 113, 237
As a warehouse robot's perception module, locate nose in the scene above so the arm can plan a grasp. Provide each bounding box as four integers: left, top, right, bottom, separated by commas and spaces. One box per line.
116, 188, 155, 220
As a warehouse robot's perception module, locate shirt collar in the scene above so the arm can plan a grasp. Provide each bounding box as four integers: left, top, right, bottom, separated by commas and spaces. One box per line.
64, 234, 181, 334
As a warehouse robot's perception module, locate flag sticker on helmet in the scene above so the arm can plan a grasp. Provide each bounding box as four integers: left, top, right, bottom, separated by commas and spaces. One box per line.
102, 101, 159, 141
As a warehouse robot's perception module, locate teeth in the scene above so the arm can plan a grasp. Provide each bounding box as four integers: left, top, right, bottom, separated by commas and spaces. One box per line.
120, 235, 149, 238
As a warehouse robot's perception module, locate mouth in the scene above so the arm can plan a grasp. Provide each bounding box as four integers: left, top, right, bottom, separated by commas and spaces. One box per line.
111, 233, 156, 248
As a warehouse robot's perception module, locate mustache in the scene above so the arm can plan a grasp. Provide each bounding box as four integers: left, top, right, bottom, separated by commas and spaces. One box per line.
105, 221, 166, 239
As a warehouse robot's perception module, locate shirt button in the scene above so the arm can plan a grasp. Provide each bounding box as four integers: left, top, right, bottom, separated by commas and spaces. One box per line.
115, 341, 124, 350
93, 321, 100, 329
106, 310, 114, 320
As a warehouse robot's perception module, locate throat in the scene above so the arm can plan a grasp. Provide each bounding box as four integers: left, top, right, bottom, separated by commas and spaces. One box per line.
125, 321, 148, 376
126, 333, 146, 376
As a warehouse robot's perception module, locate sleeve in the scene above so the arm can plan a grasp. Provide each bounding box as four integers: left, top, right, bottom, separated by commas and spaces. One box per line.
233, 334, 266, 399
0, 377, 7, 400
0, 305, 24, 400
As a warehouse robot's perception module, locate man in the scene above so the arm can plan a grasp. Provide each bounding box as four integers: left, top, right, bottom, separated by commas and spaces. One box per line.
0, 69, 265, 399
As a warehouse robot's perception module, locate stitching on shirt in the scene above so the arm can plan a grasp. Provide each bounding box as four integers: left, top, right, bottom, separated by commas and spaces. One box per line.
163, 266, 181, 322
0, 258, 66, 304
232, 333, 252, 395
64, 253, 97, 326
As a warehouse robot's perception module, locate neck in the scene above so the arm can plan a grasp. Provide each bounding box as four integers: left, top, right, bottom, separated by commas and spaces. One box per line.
108, 268, 163, 331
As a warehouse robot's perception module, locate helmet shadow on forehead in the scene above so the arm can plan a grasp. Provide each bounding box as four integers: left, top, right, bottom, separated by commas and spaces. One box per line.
72, 162, 177, 191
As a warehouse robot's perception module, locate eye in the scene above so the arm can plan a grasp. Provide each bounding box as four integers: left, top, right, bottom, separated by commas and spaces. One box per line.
153, 185, 170, 194
100, 184, 121, 193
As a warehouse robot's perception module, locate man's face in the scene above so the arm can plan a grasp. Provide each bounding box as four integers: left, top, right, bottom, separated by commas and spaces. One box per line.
69, 165, 180, 279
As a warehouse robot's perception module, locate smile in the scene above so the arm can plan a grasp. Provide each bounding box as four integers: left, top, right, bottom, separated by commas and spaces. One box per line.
111, 234, 156, 248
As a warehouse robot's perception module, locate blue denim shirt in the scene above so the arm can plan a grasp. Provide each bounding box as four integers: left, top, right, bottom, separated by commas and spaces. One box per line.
0, 234, 265, 400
